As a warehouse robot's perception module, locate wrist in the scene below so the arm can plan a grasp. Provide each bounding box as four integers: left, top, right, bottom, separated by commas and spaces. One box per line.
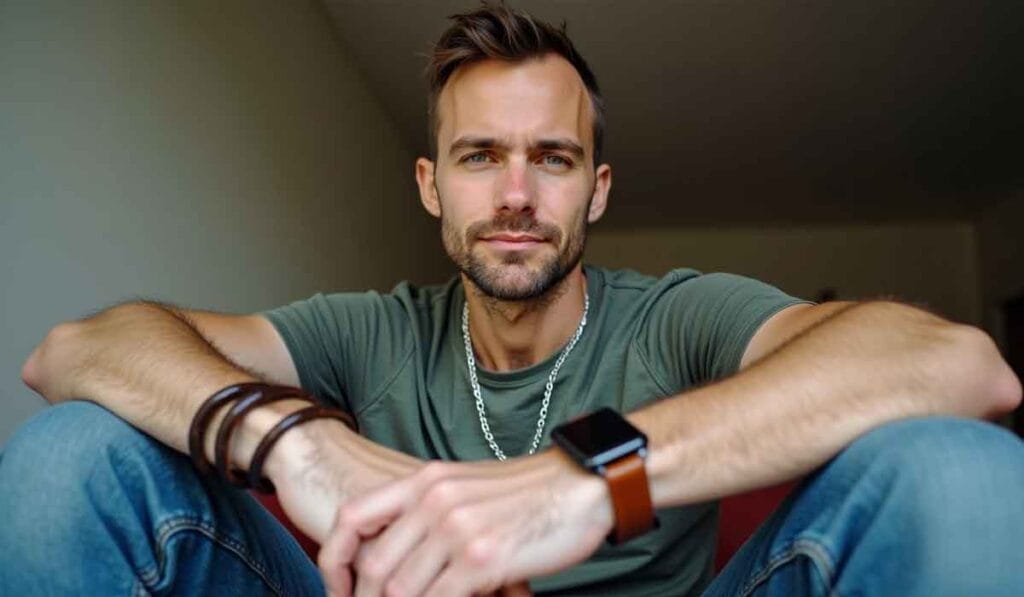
543, 448, 615, 535
205, 397, 310, 480
550, 408, 658, 543
261, 413, 360, 487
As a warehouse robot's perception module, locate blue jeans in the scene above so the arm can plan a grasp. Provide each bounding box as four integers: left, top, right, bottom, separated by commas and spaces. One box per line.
1, 401, 1022, 595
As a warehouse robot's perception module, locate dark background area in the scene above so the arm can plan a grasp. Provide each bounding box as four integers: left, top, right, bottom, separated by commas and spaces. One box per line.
325, 0, 1024, 225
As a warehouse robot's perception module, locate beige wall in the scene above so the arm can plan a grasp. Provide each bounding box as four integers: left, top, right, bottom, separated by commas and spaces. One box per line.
0, 1, 450, 445
587, 222, 980, 324
975, 194, 1024, 348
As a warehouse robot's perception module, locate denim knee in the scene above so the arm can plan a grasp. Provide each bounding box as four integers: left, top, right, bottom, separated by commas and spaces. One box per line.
826, 417, 1024, 593
0, 403, 322, 594
0, 400, 153, 496
840, 416, 1024, 502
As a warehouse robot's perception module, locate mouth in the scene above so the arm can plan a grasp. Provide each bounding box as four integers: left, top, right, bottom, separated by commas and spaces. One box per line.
480, 233, 546, 250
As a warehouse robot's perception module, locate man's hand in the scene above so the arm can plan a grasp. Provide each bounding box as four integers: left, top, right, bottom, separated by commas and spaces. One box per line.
316, 449, 613, 597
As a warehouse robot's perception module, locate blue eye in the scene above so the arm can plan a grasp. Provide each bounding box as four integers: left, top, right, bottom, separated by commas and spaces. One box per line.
543, 155, 571, 167
463, 153, 491, 164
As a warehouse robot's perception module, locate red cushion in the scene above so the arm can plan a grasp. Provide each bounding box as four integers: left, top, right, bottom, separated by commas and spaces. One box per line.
253, 492, 321, 561
714, 481, 797, 571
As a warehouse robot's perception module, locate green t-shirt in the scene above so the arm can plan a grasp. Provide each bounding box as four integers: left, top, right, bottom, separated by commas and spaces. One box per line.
264, 265, 807, 596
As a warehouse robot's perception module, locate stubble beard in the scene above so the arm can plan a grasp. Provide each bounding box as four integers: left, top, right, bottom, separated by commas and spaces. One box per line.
441, 204, 589, 303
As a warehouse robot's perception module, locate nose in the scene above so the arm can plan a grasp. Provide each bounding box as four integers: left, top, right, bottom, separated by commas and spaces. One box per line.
494, 157, 536, 214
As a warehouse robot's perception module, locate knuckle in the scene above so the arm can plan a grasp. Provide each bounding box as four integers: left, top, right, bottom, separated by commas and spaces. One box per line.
423, 480, 456, 512
336, 504, 360, 529
463, 537, 495, 568
356, 554, 387, 583
384, 578, 408, 597
440, 506, 474, 538
419, 460, 449, 483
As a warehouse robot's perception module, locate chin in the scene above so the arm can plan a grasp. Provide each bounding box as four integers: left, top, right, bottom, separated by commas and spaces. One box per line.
467, 259, 566, 301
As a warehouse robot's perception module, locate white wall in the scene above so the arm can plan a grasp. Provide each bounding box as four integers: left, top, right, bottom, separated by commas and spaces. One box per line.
0, 1, 451, 445
587, 221, 980, 324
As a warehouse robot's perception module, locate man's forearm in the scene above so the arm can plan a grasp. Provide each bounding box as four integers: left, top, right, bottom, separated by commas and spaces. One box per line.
630, 301, 1022, 507
20, 302, 298, 459
20, 301, 420, 543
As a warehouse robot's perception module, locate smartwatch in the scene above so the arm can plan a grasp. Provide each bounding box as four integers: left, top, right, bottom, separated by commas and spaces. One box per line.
551, 407, 658, 544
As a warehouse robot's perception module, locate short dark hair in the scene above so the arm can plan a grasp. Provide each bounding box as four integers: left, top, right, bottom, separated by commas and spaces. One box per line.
426, 2, 605, 165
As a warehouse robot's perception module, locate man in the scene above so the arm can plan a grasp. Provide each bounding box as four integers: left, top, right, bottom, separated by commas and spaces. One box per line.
2, 3, 1022, 596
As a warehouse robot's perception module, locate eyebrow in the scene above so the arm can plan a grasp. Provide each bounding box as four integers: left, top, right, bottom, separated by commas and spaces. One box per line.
536, 139, 585, 159
448, 136, 585, 159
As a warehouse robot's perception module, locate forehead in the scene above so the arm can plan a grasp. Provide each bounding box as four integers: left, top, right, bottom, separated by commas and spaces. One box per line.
436, 54, 593, 151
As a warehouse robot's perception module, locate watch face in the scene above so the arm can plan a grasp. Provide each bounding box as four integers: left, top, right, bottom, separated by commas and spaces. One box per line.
552, 407, 647, 469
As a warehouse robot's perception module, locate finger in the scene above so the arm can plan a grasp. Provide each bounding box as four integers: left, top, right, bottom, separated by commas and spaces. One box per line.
500, 581, 533, 596
352, 560, 379, 597
318, 507, 385, 597
426, 535, 511, 597
326, 584, 353, 597
423, 564, 476, 597
343, 475, 421, 534
318, 520, 359, 595
352, 510, 430, 597
319, 559, 352, 597
384, 529, 452, 596
322, 479, 419, 576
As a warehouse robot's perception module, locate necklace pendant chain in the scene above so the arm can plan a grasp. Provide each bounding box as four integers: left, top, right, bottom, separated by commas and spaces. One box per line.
461, 291, 590, 461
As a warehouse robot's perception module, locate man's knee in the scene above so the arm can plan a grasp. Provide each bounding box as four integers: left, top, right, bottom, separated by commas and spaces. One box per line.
834, 417, 1023, 561
840, 416, 1024, 499
1, 400, 161, 497
799, 417, 1024, 592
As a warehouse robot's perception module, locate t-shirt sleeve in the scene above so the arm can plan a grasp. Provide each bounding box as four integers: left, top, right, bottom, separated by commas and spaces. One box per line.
261, 291, 413, 414
640, 271, 812, 391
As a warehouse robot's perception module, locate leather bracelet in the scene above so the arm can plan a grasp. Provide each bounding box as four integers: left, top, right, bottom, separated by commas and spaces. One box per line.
188, 382, 269, 477
213, 385, 309, 488
247, 405, 358, 494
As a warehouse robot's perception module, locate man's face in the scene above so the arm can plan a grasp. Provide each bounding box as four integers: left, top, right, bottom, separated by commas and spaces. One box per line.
416, 54, 611, 301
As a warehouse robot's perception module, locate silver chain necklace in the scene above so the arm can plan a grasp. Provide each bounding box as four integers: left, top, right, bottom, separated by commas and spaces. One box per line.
461, 292, 589, 460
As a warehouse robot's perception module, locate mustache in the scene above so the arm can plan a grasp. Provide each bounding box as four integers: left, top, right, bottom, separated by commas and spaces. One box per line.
466, 213, 561, 242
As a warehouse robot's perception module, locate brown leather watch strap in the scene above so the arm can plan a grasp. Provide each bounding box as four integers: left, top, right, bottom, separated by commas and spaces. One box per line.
604, 452, 656, 544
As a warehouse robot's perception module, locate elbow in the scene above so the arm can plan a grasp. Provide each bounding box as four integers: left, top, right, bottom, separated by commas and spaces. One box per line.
22, 302, 173, 399
20, 347, 40, 391
990, 356, 1022, 415
21, 320, 82, 397
953, 325, 1022, 417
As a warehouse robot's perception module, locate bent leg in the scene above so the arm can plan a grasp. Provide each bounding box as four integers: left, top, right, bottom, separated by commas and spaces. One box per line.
707, 417, 1024, 596
0, 401, 324, 595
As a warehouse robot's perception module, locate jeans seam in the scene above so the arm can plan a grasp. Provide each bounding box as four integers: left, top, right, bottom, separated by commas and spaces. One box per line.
136, 515, 285, 596
739, 537, 837, 597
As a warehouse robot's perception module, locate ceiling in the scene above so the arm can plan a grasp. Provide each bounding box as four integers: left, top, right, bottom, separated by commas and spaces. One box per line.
322, 1, 1023, 226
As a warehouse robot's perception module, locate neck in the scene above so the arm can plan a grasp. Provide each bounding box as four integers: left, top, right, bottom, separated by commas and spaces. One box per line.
463, 265, 588, 372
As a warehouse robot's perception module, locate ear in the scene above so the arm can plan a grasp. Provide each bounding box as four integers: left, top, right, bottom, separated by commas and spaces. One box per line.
416, 157, 441, 218
587, 163, 612, 223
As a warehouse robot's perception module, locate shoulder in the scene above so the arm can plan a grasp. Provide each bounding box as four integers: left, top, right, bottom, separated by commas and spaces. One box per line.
386, 276, 461, 327
294, 276, 460, 320
588, 265, 705, 318
589, 265, 701, 299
